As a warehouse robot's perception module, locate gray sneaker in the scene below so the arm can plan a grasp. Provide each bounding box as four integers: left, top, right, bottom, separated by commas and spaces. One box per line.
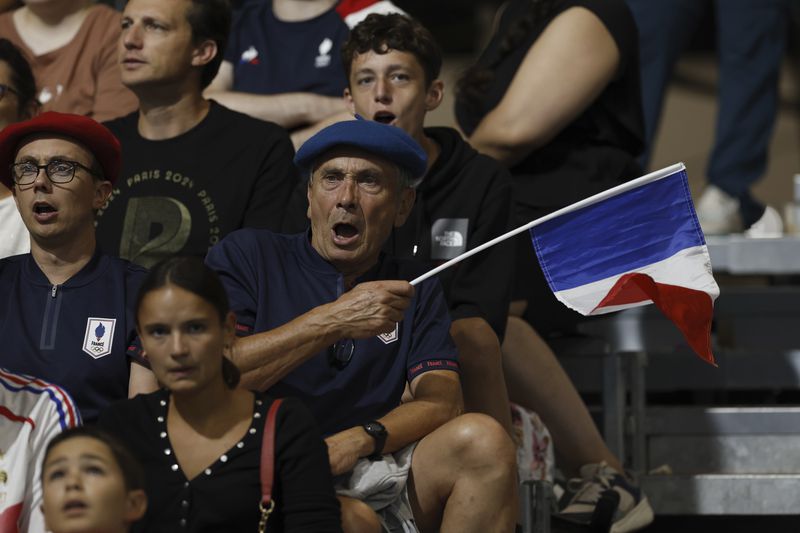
558, 462, 654, 533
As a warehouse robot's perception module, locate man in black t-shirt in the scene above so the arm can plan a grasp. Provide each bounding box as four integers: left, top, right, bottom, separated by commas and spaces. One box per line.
95, 0, 298, 268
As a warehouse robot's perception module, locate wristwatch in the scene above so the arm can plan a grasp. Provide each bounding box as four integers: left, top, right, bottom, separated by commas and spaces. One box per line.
362, 421, 388, 460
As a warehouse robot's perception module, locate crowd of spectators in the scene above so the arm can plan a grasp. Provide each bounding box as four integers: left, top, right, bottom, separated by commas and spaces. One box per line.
1, 0, 787, 532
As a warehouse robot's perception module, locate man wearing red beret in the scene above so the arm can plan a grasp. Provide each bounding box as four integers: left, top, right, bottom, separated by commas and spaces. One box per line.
0, 112, 157, 423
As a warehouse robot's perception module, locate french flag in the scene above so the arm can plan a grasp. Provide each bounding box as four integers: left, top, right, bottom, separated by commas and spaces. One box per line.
530, 163, 719, 365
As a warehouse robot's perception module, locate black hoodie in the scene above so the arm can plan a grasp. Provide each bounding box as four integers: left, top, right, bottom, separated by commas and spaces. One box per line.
386, 127, 514, 339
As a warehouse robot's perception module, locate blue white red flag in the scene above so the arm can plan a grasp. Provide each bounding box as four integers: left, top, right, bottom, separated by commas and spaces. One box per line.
529, 163, 719, 365
409, 163, 718, 364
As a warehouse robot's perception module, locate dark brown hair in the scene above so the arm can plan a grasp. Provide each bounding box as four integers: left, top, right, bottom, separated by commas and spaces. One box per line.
0, 38, 38, 118
186, 0, 232, 89
43, 426, 145, 491
136, 256, 241, 389
342, 13, 442, 87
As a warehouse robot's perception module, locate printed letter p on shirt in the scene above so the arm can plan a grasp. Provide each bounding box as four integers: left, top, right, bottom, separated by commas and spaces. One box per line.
82, 318, 117, 358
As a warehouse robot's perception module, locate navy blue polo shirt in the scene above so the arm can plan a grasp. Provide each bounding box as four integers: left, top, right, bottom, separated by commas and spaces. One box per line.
0, 250, 147, 422
206, 230, 459, 436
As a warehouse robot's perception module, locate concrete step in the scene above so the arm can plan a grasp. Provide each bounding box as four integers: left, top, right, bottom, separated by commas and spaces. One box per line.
645, 406, 800, 434
641, 474, 800, 515
645, 407, 800, 474
649, 435, 800, 474
641, 407, 800, 515
562, 350, 800, 392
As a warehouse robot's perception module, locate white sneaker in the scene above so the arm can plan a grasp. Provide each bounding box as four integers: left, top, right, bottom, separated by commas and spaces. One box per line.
559, 462, 654, 533
745, 205, 783, 238
695, 184, 742, 234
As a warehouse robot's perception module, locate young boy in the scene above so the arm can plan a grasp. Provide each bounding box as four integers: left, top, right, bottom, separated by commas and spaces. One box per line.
41, 427, 147, 533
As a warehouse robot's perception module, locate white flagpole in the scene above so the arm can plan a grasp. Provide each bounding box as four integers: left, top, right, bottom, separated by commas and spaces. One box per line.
409, 162, 685, 286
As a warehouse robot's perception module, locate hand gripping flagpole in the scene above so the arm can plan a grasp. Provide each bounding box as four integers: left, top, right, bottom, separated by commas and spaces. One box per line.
409, 162, 685, 287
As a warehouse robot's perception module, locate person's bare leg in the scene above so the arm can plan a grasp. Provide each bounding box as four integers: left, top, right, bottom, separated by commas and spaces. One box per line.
502, 315, 624, 476
451, 317, 514, 438
407, 413, 517, 533
338, 496, 381, 533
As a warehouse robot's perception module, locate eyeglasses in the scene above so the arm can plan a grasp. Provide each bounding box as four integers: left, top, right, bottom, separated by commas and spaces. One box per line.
328, 338, 355, 370
11, 159, 98, 185
0, 84, 18, 101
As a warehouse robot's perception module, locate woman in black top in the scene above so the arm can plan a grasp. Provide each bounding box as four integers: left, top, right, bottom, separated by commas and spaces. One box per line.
456, 0, 645, 334
99, 257, 341, 533
455, 3, 654, 532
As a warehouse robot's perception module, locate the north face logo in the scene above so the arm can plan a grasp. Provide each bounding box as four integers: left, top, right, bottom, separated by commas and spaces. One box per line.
434, 231, 463, 248
431, 218, 469, 260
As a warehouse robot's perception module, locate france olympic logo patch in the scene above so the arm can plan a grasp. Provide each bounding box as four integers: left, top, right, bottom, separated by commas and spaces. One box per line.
82, 317, 116, 359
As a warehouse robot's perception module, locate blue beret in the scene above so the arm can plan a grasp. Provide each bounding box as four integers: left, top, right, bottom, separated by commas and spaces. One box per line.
294, 119, 427, 179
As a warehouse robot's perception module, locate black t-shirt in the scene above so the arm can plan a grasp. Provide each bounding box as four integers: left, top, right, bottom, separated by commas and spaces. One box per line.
97, 102, 298, 267
385, 127, 514, 340
98, 390, 342, 533
455, 0, 645, 213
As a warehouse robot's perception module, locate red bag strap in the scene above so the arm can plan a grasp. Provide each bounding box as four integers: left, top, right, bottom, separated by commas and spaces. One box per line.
260, 398, 284, 506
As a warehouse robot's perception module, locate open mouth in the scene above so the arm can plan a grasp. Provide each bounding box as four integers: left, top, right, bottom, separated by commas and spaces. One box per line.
332, 223, 360, 246
334, 223, 358, 238
373, 111, 396, 125
63, 500, 88, 514
33, 202, 58, 221
34, 202, 56, 215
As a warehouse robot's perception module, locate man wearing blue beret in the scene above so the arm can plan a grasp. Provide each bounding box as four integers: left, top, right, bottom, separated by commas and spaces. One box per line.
341, 14, 653, 532
207, 119, 517, 532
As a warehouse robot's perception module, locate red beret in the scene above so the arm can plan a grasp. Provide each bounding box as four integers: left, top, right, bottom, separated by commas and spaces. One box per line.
0, 111, 121, 188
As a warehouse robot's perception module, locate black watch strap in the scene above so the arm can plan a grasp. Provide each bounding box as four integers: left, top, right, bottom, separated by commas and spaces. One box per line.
362, 421, 388, 460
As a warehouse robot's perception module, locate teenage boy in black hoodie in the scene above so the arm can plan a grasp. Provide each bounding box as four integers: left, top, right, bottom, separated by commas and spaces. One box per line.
342, 13, 516, 436
341, 13, 652, 530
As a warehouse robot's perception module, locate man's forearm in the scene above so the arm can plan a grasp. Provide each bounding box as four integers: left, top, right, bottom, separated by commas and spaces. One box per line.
231, 303, 343, 390
379, 374, 463, 453
128, 362, 159, 398
325, 370, 462, 475
229, 279, 415, 391
290, 110, 356, 150
205, 90, 345, 129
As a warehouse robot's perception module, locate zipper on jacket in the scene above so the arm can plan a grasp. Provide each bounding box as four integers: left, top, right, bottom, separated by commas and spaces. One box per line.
40, 284, 63, 350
